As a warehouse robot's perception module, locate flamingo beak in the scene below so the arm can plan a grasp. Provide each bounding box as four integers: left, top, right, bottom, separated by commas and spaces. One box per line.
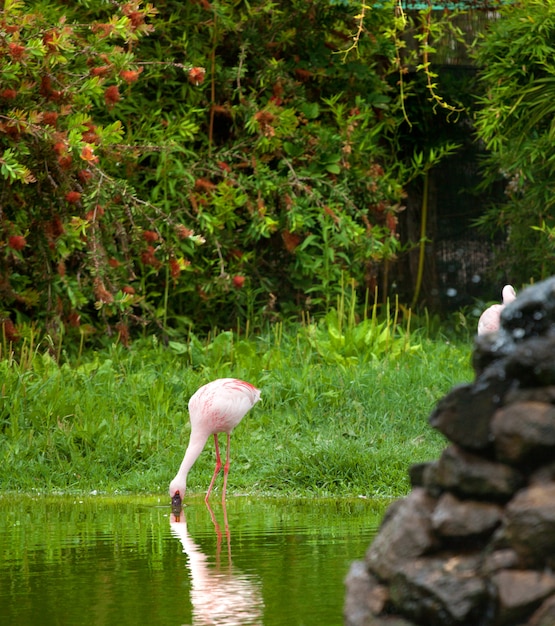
171, 491, 183, 513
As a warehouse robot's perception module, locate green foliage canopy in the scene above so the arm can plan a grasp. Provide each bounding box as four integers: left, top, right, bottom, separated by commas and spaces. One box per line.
0, 0, 460, 344
473, 0, 555, 282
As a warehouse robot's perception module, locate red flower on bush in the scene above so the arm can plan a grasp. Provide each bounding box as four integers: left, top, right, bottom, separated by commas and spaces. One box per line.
43, 30, 59, 52
1, 318, 19, 342
80, 145, 98, 163
78, 169, 93, 184
90, 65, 112, 77
194, 178, 216, 193
94, 279, 114, 304
67, 311, 81, 327
42, 111, 58, 126
217, 161, 231, 173
169, 258, 182, 280
65, 191, 82, 204
8, 235, 26, 251
142, 230, 159, 243
104, 85, 120, 107
116, 321, 130, 347
53, 141, 68, 156
188, 67, 206, 86
122, 3, 145, 28
0, 89, 17, 100
120, 69, 140, 84
176, 224, 193, 239
232, 275, 245, 289
8, 42, 25, 60
48, 89, 63, 102
40, 75, 52, 97
58, 155, 73, 170
82, 122, 99, 143
282, 230, 301, 252
85, 205, 104, 221
141, 245, 161, 268
386, 212, 397, 234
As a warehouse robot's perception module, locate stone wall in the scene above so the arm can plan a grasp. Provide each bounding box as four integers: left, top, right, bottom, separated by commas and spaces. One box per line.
344, 276, 555, 626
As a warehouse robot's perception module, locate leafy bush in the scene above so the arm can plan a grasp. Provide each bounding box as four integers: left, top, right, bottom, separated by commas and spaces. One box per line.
473, 0, 555, 283
0, 0, 163, 344
1, 0, 462, 345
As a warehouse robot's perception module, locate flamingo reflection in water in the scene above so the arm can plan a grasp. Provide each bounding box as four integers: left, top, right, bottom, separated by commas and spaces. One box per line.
170, 502, 264, 626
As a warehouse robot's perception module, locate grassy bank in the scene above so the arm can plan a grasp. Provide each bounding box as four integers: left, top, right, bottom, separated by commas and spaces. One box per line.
0, 315, 474, 499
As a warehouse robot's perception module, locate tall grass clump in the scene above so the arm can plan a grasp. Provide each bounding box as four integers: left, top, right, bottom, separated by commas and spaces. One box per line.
0, 298, 473, 498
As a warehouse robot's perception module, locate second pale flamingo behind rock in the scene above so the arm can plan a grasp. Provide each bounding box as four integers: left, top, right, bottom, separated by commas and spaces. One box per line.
477, 284, 517, 335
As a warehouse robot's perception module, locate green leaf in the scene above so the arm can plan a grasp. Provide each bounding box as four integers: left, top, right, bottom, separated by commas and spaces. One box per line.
299, 102, 320, 119
325, 163, 341, 174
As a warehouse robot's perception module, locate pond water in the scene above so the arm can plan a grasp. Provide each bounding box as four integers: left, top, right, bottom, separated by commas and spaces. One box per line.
0, 494, 386, 626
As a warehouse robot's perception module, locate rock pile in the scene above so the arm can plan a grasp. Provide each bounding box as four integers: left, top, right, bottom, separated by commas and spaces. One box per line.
344, 276, 555, 626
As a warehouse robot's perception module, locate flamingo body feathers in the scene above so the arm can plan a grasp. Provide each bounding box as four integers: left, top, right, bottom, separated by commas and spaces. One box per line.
188, 378, 260, 436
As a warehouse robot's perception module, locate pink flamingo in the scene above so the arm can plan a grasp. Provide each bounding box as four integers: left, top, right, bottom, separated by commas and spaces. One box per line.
169, 378, 261, 507
477, 284, 516, 335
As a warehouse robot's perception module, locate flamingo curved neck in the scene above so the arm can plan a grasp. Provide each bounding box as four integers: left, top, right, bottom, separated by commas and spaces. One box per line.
175, 433, 210, 485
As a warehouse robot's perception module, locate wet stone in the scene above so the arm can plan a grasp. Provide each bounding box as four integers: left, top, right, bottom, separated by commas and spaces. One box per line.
492, 401, 555, 466
481, 548, 520, 575
501, 275, 555, 340
530, 460, 555, 485
529, 595, 555, 626
505, 385, 555, 406
503, 483, 555, 567
493, 569, 555, 625
431, 445, 524, 501
428, 384, 497, 451
365, 489, 437, 582
344, 561, 389, 626
389, 554, 487, 626
504, 336, 555, 387
431, 492, 503, 539
408, 462, 429, 489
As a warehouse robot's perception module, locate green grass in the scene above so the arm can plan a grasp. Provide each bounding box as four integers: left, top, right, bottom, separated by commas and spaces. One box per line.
0, 316, 473, 499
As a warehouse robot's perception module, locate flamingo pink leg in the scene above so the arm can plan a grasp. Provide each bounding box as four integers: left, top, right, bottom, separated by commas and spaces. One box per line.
205, 434, 223, 502
222, 433, 232, 503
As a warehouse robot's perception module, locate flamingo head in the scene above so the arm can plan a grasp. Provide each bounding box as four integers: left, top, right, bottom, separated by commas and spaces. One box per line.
502, 284, 517, 304
169, 478, 186, 510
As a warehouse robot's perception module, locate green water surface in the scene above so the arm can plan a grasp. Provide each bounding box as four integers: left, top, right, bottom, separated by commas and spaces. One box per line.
0, 494, 385, 626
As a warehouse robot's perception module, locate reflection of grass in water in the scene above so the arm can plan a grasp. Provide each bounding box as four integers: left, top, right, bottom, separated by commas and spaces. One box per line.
0, 494, 387, 626
0, 494, 385, 562
0, 316, 472, 497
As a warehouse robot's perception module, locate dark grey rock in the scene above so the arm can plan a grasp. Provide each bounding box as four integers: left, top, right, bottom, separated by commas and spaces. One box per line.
408, 462, 429, 488
480, 548, 520, 575
365, 488, 438, 582
492, 569, 555, 625
492, 401, 555, 466
431, 492, 503, 538
503, 484, 555, 567
344, 561, 389, 626
389, 554, 487, 626
432, 445, 524, 501
501, 276, 555, 341
505, 385, 555, 405
529, 594, 555, 626
504, 336, 555, 388
428, 383, 499, 451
